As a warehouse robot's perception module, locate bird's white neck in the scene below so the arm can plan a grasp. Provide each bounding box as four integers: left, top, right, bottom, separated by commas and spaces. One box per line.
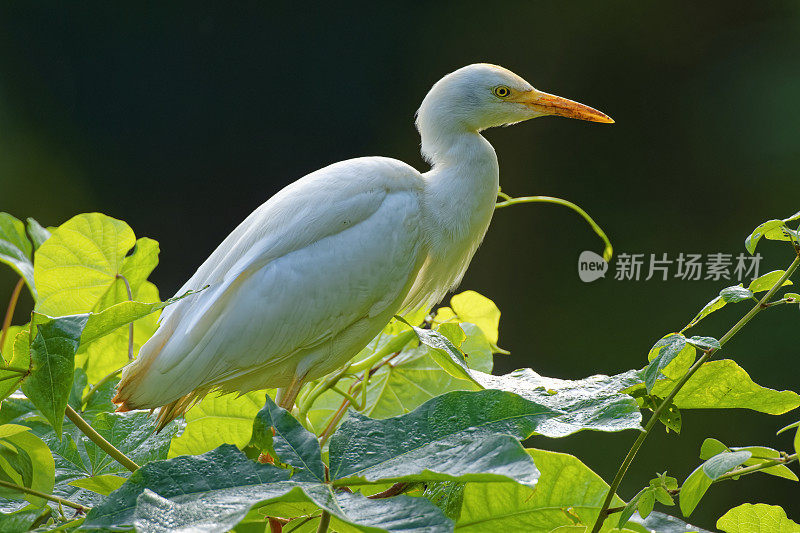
408, 130, 499, 308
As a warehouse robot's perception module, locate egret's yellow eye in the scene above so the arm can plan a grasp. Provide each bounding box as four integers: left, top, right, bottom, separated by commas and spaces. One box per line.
493, 86, 511, 98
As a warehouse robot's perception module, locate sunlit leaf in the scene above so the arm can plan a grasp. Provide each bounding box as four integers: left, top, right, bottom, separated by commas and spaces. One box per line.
68, 474, 126, 496
471, 368, 643, 437
0, 328, 30, 403
34, 213, 137, 316
748, 270, 793, 293
449, 290, 501, 344
745, 219, 788, 255
717, 503, 800, 533
169, 391, 266, 458
644, 334, 688, 392
0, 425, 55, 510
25, 218, 51, 250
0, 213, 35, 296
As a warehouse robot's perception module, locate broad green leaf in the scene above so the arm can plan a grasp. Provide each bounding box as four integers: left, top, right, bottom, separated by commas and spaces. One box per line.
699, 438, 729, 460
0, 426, 55, 509
251, 395, 325, 482
680, 451, 751, 516
717, 503, 800, 532
20, 315, 88, 436
685, 336, 720, 352
471, 368, 643, 437
644, 334, 688, 391
731, 445, 798, 481
650, 360, 800, 414
455, 449, 624, 531
450, 290, 501, 344
0, 328, 30, 403
460, 323, 493, 373
329, 390, 543, 487
68, 474, 126, 496
34, 213, 136, 316
748, 270, 793, 293
0, 213, 35, 296
637, 488, 655, 519
25, 218, 50, 250
650, 334, 696, 380
169, 391, 266, 457
94, 237, 160, 312
683, 295, 726, 331
84, 445, 452, 532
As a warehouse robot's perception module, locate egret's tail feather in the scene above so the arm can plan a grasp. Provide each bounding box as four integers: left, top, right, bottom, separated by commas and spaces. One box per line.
154, 393, 202, 432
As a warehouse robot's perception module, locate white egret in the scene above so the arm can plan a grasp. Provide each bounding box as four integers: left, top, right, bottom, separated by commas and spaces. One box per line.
113, 63, 612, 427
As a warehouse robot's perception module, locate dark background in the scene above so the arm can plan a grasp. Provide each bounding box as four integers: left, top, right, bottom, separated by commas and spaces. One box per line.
1, 2, 798, 528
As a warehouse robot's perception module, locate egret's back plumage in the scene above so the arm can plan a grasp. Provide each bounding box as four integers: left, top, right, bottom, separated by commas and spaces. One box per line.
114, 63, 612, 427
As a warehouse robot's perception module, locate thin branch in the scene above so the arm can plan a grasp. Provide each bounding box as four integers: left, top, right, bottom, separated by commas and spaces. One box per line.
0, 478, 89, 512
591, 252, 800, 533
116, 274, 135, 360
81, 365, 125, 407
65, 405, 139, 472
368, 482, 410, 499
0, 277, 25, 353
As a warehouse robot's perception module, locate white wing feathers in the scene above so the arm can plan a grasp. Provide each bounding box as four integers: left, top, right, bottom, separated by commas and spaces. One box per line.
117, 157, 426, 409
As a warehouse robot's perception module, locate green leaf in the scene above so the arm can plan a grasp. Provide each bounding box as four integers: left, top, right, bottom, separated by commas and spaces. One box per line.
169, 391, 266, 457
778, 420, 800, 456
79, 288, 203, 348
717, 503, 800, 532
0, 506, 51, 533
748, 270, 793, 293
471, 368, 643, 437
410, 325, 481, 386
20, 315, 88, 436
730, 444, 798, 481
637, 488, 655, 519
424, 481, 465, 522
33, 213, 136, 316
745, 219, 787, 254
685, 336, 721, 352
0, 426, 55, 509
456, 449, 624, 531
449, 290, 501, 344
627, 511, 713, 532
644, 334, 688, 392
617, 488, 645, 529
84, 445, 452, 532
0, 213, 35, 296
68, 474, 126, 496
0, 328, 31, 403
650, 359, 800, 414
720, 285, 755, 303
699, 438, 729, 460
329, 390, 543, 487
460, 323, 494, 373
680, 451, 751, 516
25, 218, 51, 250
250, 395, 325, 482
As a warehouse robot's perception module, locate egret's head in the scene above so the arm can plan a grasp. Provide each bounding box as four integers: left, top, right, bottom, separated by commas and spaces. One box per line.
416, 63, 613, 142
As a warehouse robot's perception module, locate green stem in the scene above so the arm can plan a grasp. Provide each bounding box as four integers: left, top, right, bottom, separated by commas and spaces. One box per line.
495, 194, 613, 261
297, 366, 352, 421
81, 366, 125, 406
64, 405, 139, 472
116, 274, 135, 361
0, 478, 89, 512
591, 253, 800, 533
316, 511, 330, 533
0, 277, 25, 353
714, 453, 797, 483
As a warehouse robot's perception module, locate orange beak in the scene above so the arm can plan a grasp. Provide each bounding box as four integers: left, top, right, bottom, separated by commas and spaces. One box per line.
510, 89, 614, 124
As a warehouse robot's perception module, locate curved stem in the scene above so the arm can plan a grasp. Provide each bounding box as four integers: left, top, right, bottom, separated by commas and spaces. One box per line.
715, 453, 797, 482
591, 253, 800, 533
316, 511, 330, 533
0, 478, 89, 512
495, 194, 613, 261
0, 277, 25, 353
65, 405, 139, 472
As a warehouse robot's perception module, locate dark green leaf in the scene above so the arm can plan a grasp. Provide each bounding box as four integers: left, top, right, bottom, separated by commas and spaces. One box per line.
680, 451, 750, 516
250, 395, 325, 482
424, 481, 465, 522
25, 218, 51, 250
0, 506, 50, 533
329, 390, 545, 487
720, 285, 754, 303
410, 326, 480, 386
627, 511, 713, 533
84, 445, 452, 533
686, 336, 720, 351
20, 315, 89, 436
471, 368, 643, 437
